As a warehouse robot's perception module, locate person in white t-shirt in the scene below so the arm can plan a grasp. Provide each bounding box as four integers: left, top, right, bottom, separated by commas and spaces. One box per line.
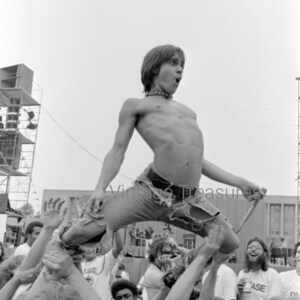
237, 237, 281, 300
202, 260, 237, 300
14, 221, 43, 257
81, 230, 123, 300
139, 237, 174, 300
269, 241, 300, 299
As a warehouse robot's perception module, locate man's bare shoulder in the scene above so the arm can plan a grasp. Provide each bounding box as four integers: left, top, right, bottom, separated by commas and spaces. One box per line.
121, 97, 151, 114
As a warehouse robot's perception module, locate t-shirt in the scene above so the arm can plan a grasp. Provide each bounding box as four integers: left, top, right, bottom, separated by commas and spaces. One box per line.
269, 269, 300, 299
141, 264, 165, 300
237, 268, 280, 300
14, 243, 30, 256
81, 250, 117, 300
202, 264, 237, 300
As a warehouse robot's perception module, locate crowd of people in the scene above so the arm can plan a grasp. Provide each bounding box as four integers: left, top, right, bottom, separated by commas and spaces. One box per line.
0, 200, 299, 300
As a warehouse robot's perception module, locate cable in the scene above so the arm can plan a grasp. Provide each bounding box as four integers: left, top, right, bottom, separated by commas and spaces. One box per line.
40, 105, 134, 182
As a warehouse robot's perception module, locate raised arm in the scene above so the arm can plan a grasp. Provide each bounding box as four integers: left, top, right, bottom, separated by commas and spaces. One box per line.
202, 159, 266, 201
19, 198, 66, 272
93, 99, 137, 196
111, 230, 124, 258
200, 251, 234, 300
165, 223, 226, 300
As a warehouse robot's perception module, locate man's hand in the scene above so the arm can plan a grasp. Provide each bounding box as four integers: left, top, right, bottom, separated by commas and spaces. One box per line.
237, 277, 247, 294
43, 249, 76, 279
194, 223, 226, 258
241, 182, 267, 202
43, 198, 67, 230
84, 190, 107, 219
212, 251, 233, 266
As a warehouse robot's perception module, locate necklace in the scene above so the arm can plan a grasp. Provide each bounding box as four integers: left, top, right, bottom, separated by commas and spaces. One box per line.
146, 90, 173, 100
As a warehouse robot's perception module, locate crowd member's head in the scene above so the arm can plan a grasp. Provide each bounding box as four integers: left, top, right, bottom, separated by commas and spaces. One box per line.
0, 241, 5, 263
0, 254, 25, 288
25, 221, 43, 246
292, 241, 300, 265
26, 279, 83, 300
111, 279, 139, 300
244, 236, 269, 272
148, 237, 173, 263
141, 44, 185, 93
81, 245, 99, 262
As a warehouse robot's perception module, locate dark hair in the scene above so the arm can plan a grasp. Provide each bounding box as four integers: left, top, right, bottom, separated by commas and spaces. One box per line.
0, 241, 5, 263
25, 221, 43, 235
244, 236, 269, 272
147, 237, 171, 263
141, 44, 185, 93
292, 241, 300, 257
111, 279, 138, 299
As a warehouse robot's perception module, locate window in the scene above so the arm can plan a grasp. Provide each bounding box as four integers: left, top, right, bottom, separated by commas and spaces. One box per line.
269, 204, 281, 237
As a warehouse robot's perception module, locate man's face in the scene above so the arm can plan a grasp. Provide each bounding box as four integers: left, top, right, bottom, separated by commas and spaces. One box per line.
156, 245, 173, 265
83, 246, 98, 262
153, 53, 183, 95
27, 226, 42, 246
246, 241, 264, 263
115, 288, 137, 300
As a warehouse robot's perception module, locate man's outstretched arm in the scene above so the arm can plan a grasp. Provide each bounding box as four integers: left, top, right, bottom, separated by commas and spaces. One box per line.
202, 159, 266, 200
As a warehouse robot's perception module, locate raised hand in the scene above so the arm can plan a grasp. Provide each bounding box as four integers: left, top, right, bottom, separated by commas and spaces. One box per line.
212, 251, 233, 265
43, 248, 75, 280
194, 223, 226, 260
43, 198, 67, 230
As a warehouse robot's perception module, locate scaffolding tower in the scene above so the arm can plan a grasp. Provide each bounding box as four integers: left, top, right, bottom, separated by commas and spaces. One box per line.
0, 64, 41, 209
297, 77, 300, 241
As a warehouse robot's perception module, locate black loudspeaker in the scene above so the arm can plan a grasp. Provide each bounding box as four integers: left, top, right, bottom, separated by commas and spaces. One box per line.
0, 133, 22, 169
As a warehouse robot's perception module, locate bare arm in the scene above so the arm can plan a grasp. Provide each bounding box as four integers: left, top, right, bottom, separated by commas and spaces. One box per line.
0, 267, 40, 300
94, 99, 137, 194
111, 230, 123, 258
202, 159, 266, 200
200, 252, 234, 300
19, 198, 66, 272
165, 224, 226, 300
25, 249, 102, 300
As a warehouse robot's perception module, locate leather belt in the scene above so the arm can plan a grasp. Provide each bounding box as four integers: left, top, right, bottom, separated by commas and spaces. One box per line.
147, 168, 196, 200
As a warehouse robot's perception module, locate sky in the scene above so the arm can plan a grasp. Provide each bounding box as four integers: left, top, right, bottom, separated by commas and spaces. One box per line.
1, 0, 299, 212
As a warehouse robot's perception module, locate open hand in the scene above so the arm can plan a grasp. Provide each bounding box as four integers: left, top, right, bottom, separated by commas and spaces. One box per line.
43, 198, 67, 230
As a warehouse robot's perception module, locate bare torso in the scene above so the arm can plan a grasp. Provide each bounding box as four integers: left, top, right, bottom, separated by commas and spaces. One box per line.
133, 96, 204, 188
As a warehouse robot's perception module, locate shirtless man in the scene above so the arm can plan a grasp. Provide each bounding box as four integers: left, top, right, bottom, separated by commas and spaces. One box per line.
61, 44, 265, 254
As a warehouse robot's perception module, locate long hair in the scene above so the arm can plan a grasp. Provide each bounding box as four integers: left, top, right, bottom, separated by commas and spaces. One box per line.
244, 236, 269, 272
292, 241, 300, 257
147, 237, 171, 263
0, 241, 5, 263
141, 44, 185, 93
